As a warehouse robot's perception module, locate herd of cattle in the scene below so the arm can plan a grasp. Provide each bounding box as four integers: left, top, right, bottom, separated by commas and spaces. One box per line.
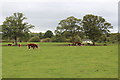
8, 43, 39, 49
7, 42, 93, 49
69, 42, 85, 46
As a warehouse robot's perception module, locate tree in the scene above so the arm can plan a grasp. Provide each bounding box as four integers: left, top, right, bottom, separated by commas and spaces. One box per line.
39, 32, 44, 39
51, 35, 66, 42
82, 14, 113, 45
44, 30, 54, 38
55, 16, 83, 42
108, 33, 120, 43
1, 12, 34, 45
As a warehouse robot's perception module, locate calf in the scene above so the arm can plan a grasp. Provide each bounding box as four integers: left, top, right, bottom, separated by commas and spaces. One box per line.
27, 44, 38, 49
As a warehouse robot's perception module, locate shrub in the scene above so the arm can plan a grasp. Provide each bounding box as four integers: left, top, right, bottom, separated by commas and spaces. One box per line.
29, 36, 40, 42
40, 38, 51, 42
51, 35, 66, 42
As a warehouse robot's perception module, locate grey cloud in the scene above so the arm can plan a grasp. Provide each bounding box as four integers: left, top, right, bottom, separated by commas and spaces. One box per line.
1, 0, 118, 33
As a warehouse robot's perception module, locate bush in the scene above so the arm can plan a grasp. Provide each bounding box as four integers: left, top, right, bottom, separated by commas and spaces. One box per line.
29, 36, 40, 42
51, 35, 66, 42
40, 38, 51, 42
65, 39, 71, 42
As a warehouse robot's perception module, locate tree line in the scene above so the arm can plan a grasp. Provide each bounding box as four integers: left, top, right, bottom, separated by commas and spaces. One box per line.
1, 12, 119, 45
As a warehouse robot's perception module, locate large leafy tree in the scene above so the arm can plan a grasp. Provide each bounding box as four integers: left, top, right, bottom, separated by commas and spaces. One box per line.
1, 12, 34, 45
55, 16, 83, 42
44, 30, 54, 38
82, 14, 113, 45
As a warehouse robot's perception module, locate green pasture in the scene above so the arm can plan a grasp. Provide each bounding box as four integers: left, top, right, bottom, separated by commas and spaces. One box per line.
0, 45, 1, 79
2, 42, 118, 78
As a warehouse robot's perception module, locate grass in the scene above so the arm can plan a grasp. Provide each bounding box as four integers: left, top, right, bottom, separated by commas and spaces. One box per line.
2, 42, 118, 78
0, 46, 2, 79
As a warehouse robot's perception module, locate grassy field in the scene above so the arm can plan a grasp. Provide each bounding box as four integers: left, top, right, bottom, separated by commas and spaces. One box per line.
2, 42, 118, 78
0, 45, 1, 79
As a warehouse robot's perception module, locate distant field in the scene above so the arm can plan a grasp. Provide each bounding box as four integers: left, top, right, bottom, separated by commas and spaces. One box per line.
2, 42, 118, 78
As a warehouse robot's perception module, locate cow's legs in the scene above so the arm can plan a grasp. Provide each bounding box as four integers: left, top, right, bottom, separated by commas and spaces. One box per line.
28, 46, 30, 49
33, 46, 35, 49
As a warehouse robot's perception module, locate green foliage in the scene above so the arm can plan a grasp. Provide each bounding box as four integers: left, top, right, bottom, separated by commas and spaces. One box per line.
1, 12, 34, 45
118, 33, 120, 43
0, 35, 1, 41
73, 35, 82, 42
55, 16, 83, 42
62, 31, 72, 38
19, 32, 31, 42
44, 30, 54, 38
30, 33, 39, 37
82, 14, 113, 45
39, 32, 44, 39
107, 33, 119, 43
29, 36, 40, 42
40, 38, 51, 42
1, 13, 114, 43
97, 34, 106, 43
51, 35, 66, 42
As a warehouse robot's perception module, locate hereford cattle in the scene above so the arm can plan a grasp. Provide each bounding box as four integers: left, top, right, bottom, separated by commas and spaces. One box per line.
27, 44, 38, 49
8, 44, 12, 46
72, 42, 81, 46
18, 44, 21, 47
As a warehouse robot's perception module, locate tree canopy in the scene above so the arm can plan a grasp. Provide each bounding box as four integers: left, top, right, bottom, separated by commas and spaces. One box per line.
1, 13, 114, 44
82, 14, 113, 45
44, 30, 54, 38
1, 12, 34, 45
55, 16, 83, 42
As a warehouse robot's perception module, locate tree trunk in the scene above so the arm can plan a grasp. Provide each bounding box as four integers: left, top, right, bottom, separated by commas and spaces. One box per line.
14, 36, 18, 45
93, 41, 95, 46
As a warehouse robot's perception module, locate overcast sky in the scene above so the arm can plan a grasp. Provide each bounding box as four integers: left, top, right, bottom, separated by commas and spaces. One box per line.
0, 0, 119, 33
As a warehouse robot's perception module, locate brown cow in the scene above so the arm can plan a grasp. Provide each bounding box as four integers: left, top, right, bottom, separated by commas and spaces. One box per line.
27, 44, 38, 49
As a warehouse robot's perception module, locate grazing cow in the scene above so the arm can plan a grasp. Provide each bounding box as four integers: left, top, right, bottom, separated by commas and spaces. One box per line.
8, 44, 12, 46
18, 44, 21, 47
27, 44, 38, 49
76, 42, 81, 46
72, 42, 81, 46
